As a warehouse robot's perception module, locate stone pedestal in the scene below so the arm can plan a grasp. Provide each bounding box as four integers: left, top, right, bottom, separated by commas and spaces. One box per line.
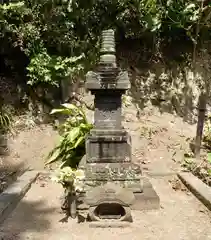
77, 29, 159, 223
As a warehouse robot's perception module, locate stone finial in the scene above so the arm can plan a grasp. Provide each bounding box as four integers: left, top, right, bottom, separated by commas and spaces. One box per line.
99, 29, 117, 68
100, 29, 115, 54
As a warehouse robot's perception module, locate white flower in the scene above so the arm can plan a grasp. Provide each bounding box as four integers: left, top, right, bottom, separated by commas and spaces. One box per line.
74, 169, 85, 180
74, 179, 84, 192
51, 167, 85, 192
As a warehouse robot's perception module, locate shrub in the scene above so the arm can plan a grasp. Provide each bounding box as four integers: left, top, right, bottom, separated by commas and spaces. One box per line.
46, 103, 93, 169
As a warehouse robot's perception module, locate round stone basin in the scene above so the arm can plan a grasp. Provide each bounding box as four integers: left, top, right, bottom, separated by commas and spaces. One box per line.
92, 202, 127, 221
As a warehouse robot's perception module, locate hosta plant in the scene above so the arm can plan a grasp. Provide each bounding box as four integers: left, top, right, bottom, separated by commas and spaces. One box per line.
46, 103, 93, 169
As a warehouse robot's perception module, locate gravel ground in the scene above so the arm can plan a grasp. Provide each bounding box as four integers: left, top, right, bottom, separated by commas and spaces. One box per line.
0, 175, 211, 240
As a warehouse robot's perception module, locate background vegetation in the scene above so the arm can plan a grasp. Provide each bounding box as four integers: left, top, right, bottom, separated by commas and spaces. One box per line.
1, 0, 211, 108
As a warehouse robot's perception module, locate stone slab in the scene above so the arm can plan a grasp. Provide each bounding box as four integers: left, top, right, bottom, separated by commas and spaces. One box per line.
144, 171, 177, 177
86, 140, 131, 163
132, 177, 160, 210
178, 172, 211, 211
0, 170, 39, 225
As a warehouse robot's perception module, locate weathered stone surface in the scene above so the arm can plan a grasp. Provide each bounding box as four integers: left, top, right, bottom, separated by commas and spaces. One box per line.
89, 205, 132, 222
77, 178, 159, 212
94, 92, 122, 129
0, 171, 39, 224
86, 71, 130, 90
77, 29, 159, 223
86, 142, 131, 163
85, 182, 135, 206
82, 163, 142, 181
178, 172, 211, 211
85, 129, 132, 163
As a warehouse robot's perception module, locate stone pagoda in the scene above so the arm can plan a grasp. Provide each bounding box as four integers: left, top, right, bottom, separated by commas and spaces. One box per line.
77, 29, 159, 223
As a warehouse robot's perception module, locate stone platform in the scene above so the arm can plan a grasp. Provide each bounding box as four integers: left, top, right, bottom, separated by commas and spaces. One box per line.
77, 176, 159, 217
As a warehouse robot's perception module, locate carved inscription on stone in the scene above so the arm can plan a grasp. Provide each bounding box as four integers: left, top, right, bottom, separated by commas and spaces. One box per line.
85, 164, 141, 181
94, 94, 121, 128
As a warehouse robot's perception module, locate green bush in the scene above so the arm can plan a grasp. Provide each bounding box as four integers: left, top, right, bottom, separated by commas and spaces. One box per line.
1, 0, 211, 91
46, 103, 93, 169
0, 105, 12, 133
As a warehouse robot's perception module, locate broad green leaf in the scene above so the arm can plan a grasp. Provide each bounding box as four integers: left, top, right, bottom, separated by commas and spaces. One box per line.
62, 103, 86, 119
45, 148, 61, 165
207, 153, 211, 164
80, 123, 93, 130
74, 136, 85, 148
61, 103, 79, 111
60, 160, 69, 168
50, 108, 71, 115
67, 127, 80, 143
79, 123, 89, 129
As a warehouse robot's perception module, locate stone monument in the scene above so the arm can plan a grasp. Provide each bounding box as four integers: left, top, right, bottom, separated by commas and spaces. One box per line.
77, 29, 159, 223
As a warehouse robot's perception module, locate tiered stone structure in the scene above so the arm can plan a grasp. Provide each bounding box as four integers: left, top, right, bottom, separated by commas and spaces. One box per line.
77, 29, 159, 223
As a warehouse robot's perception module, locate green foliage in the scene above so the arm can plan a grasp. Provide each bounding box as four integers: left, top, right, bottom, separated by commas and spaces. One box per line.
182, 152, 211, 185
46, 103, 93, 168
204, 117, 211, 176
183, 115, 211, 184
122, 94, 133, 107
26, 49, 85, 87
1, 0, 211, 91
203, 114, 211, 145
0, 106, 12, 133
208, 153, 211, 176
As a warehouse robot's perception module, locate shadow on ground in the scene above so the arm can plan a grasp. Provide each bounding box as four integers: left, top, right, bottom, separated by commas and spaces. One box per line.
0, 162, 25, 194
0, 195, 56, 240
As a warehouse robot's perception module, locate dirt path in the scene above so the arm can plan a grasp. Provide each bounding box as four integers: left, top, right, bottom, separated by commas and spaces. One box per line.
1, 99, 210, 240
1, 175, 211, 240
124, 103, 196, 174
0, 124, 58, 193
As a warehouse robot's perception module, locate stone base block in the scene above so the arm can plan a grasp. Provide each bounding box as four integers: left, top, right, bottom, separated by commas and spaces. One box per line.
131, 177, 160, 210
76, 177, 159, 222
